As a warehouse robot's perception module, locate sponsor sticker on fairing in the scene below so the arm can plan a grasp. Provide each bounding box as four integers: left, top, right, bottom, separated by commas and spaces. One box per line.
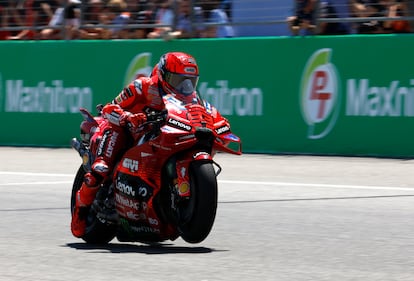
167, 118, 192, 131
215, 125, 230, 134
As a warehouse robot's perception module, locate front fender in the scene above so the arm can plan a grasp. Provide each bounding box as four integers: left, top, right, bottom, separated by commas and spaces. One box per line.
175, 151, 213, 197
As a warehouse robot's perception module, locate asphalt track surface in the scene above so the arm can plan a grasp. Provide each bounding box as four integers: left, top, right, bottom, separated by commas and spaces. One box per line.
1, 147, 414, 281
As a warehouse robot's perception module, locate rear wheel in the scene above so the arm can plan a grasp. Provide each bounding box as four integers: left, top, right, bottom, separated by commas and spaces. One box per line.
179, 161, 218, 243
71, 165, 117, 244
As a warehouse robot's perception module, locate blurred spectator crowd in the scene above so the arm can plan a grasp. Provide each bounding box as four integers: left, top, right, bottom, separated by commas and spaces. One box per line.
0, 0, 412, 40
288, 0, 412, 35
0, 0, 234, 39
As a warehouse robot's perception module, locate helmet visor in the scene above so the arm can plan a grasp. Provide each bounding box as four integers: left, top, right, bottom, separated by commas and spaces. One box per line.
165, 72, 199, 96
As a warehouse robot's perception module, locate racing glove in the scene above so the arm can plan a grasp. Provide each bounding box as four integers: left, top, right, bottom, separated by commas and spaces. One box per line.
119, 112, 147, 129
102, 103, 146, 128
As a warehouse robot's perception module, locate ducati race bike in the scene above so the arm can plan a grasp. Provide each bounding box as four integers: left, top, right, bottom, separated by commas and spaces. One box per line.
70, 93, 242, 244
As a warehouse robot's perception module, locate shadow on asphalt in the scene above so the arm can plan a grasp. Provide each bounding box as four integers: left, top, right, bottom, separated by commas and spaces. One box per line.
65, 242, 219, 254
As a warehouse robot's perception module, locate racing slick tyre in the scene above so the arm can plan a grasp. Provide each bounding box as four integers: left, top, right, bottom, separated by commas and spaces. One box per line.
179, 161, 218, 243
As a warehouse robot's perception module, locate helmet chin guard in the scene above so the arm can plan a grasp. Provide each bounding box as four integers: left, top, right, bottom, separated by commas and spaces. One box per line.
176, 79, 196, 96
158, 52, 199, 99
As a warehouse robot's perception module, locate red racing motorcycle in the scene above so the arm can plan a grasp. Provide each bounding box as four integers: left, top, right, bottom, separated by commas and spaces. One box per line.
70, 93, 242, 244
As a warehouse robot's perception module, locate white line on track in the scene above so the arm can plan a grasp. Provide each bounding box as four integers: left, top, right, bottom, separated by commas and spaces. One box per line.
0, 181, 73, 186
0, 171, 73, 177
220, 180, 414, 192
0, 171, 413, 191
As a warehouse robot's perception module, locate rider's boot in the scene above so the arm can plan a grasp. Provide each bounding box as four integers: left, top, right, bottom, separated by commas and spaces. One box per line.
71, 124, 124, 238
70, 172, 101, 238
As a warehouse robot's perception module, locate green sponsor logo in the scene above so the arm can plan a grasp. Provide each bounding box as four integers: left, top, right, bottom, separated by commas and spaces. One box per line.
1, 79, 93, 113
300, 48, 341, 139
199, 80, 263, 116
124, 52, 153, 87
346, 79, 414, 117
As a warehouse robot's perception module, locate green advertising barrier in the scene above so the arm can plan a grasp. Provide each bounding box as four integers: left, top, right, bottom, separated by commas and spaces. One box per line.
1, 35, 414, 157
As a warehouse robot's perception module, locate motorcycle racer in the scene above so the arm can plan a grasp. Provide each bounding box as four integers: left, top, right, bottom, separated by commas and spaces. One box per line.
71, 51, 200, 238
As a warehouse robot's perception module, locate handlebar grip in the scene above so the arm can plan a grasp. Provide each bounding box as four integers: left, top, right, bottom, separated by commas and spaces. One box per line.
146, 109, 167, 122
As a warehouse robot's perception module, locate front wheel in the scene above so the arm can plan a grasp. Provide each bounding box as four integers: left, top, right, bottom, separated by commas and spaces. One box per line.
179, 161, 218, 243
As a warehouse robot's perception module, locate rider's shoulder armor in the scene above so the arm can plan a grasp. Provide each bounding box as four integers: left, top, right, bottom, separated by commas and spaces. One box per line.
115, 76, 163, 112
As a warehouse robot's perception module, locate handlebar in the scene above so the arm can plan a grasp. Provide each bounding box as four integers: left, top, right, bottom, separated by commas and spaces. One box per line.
146, 109, 168, 123
133, 109, 168, 131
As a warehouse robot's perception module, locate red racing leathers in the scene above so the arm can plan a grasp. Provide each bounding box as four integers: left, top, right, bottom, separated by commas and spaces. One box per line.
71, 75, 167, 238
94, 75, 167, 181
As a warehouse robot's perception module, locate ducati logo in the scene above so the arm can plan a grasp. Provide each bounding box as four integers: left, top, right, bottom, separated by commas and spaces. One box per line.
300, 48, 341, 139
